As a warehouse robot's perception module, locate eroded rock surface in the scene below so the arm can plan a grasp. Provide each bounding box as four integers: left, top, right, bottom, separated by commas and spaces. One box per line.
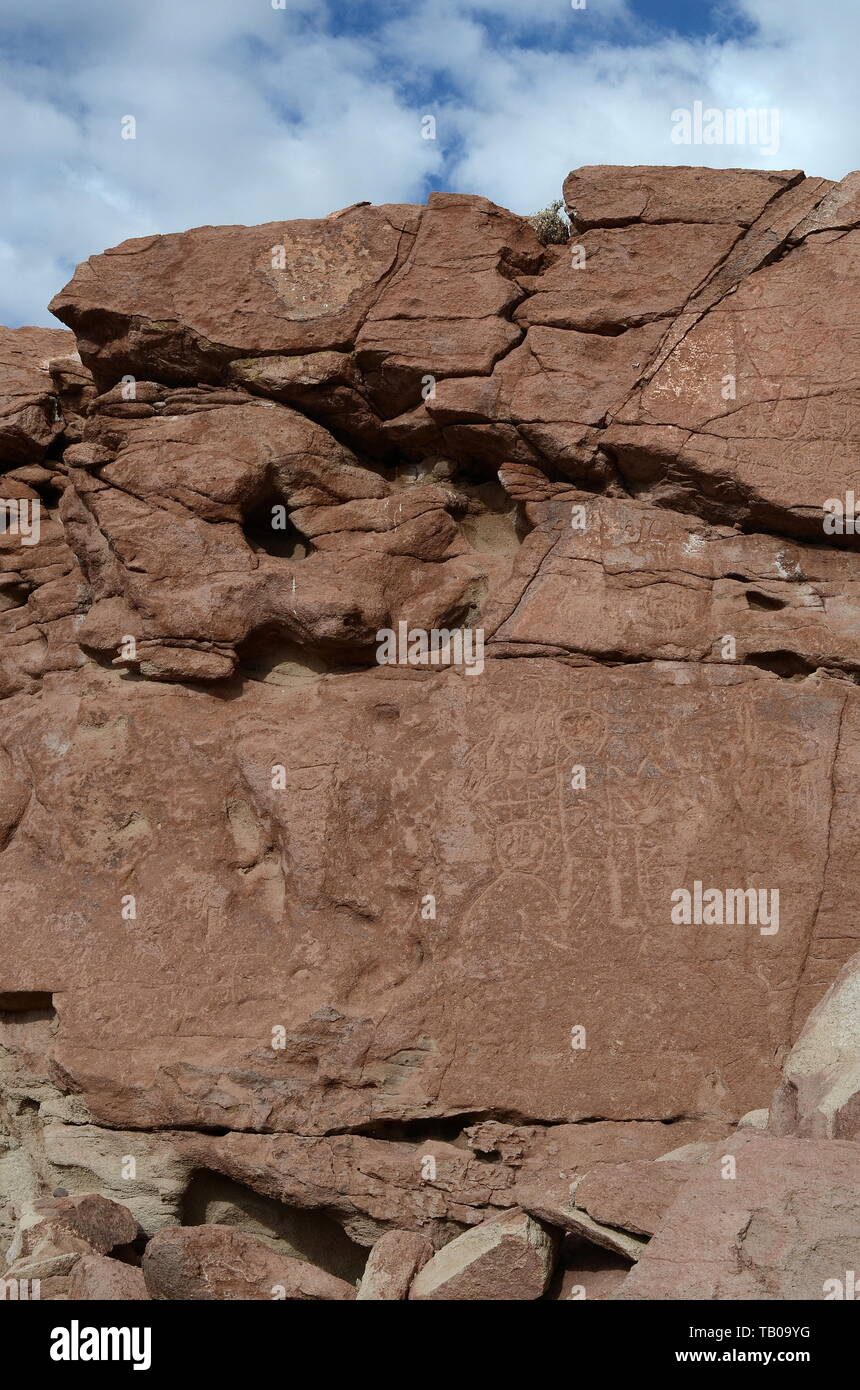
68, 1254, 150, 1301
3, 164, 860, 1300
409, 1208, 558, 1300
356, 1229, 433, 1300
614, 1133, 860, 1300
142, 1224, 356, 1301
769, 949, 860, 1139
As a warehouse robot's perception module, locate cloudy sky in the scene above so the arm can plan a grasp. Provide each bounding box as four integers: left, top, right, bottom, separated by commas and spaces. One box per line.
1, 0, 857, 325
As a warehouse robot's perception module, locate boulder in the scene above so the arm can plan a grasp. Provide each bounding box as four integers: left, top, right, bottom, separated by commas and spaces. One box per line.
7, 1194, 138, 1267
142, 1225, 355, 1301
68, 1255, 150, 1301
356, 1230, 434, 1300
48, 205, 422, 388
574, 1159, 696, 1238
738, 1109, 770, 1131
615, 1133, 860, 1300
28, 1194, 139, 1254
770, 949, 860, 1139
409, 1209, 559, 1301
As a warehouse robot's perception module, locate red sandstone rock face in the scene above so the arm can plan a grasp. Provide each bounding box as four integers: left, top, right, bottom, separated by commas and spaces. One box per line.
3, 164, 860, 1300
0, 326, 77, 465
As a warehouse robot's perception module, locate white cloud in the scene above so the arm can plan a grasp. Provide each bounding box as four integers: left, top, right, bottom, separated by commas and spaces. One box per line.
0, 0, 857, 325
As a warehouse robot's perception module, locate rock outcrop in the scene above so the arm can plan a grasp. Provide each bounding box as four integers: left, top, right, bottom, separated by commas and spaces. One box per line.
769, 949, 860, 1140
2, 164, 860, 1300
614, 1133, 860, 1300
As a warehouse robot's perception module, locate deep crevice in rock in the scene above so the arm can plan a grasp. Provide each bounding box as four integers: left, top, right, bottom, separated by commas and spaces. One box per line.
745, 589, 789, 611
743, 650, 817, 679
242, 500, 310, 560
0, 992, 55, 1023
181, 1169, 367, 1283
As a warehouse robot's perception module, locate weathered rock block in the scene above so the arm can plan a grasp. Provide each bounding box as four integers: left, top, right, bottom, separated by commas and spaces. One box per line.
614, 1133, 860, 1299
770, 949, 860, 1139
68, 1254, 150, 1301
356, 1230, 434, 1300
409, 1209, 558, 1300
142, 1226, 355, 1301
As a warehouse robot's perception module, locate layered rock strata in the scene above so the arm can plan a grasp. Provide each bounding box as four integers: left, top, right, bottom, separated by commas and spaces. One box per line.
2, 164, 859, 1300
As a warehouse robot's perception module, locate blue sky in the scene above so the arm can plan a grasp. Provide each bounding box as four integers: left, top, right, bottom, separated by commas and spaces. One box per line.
1, 0, 857, 325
